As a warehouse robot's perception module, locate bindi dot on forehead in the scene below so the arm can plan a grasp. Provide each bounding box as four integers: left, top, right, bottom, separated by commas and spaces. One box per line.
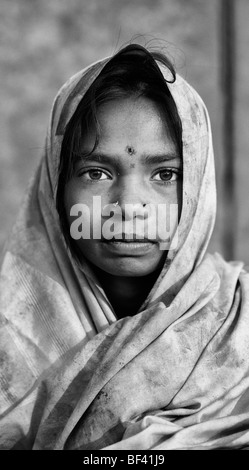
125, 145, 136, 156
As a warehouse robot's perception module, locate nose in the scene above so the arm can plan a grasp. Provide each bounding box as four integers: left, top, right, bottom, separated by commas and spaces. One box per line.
112, 177, 149, 221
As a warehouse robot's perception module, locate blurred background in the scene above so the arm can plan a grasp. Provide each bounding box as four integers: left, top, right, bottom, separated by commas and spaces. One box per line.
1, 0, 249, 264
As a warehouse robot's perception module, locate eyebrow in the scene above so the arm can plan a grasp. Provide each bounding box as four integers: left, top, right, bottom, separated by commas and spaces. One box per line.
143, 154, 181, 165
75, 152, 181, 166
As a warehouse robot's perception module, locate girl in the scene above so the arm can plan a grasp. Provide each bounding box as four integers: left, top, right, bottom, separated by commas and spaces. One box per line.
1, 44, 249, 450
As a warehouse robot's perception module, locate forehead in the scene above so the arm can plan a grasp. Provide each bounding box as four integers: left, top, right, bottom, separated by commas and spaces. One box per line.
82, 96, 177, 152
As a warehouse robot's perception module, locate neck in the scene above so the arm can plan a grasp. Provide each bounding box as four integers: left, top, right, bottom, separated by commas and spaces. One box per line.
93, 267, 161, 319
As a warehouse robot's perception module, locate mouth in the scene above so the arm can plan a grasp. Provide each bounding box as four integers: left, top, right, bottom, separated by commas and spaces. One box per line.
100, 236, 157, 256
101, 234, 157, 243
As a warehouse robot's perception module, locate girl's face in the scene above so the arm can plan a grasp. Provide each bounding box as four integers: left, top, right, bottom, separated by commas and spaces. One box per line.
64, 97, 182, 277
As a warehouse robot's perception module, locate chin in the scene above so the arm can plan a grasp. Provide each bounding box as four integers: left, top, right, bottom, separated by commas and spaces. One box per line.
95, 258, 165, 278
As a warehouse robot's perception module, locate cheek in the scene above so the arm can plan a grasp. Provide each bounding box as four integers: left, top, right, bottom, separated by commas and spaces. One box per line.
64, 188, 107, 242
165, 181, 182, 220
64, 182, 93, 220
154, 183, 182, 215
64, 180, 111, 213
151, 184, 182, 243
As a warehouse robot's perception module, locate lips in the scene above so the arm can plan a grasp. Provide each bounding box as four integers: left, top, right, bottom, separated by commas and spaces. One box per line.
102, 234, 157, 243
100, 236, 157, 256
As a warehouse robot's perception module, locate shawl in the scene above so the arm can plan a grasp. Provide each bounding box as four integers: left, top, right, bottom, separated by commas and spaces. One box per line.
1, 50, 249, 451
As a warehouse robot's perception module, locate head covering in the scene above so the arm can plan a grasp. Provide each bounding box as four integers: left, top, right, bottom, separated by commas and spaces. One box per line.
1, 46, 249, 450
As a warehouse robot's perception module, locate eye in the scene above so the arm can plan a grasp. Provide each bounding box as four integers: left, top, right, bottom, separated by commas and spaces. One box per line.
152, 169, 179, 182
79, 169, 111, 181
